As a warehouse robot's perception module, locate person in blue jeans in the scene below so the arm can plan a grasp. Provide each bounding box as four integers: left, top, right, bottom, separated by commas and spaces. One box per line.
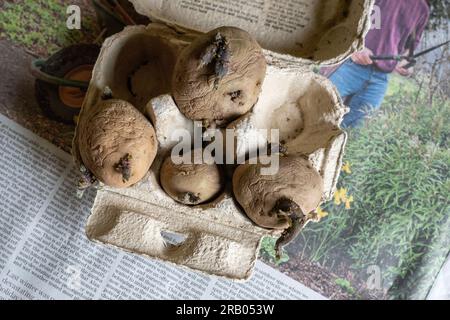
330, 60, 390, 128
329, 0, 430, 128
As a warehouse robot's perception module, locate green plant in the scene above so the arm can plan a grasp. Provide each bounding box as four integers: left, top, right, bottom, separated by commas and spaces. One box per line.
427, 0, 450, 30
260, 237, 290, 266
335, 278, 357, 296
0, 0, 99, 56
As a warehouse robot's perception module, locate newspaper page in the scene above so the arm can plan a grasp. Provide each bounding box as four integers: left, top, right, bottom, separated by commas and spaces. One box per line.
0, 113, 325, 300
131, 0, 342, 54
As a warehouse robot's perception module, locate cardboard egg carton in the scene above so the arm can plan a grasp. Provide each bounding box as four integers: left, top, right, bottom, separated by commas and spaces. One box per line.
73, 0, 373, 280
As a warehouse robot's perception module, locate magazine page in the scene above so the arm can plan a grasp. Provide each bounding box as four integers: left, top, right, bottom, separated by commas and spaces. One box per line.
280, 6, 450, 299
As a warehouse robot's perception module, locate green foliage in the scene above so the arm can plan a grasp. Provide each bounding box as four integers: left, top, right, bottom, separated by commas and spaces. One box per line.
260, 237, 290, 266
298, 75, 450, 299
335, 278, 357, 296
0, 0, 99, 56
427, 0, 450, 30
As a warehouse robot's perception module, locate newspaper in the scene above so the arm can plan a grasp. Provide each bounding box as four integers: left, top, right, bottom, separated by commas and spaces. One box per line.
131, 0, 368, 58
133, 0, 319, 52
0, 113, 325, 300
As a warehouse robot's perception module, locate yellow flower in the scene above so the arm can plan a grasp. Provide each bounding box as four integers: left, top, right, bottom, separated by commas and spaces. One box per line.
316, 207, 329, 219
342, 162, 352, 174
334, 190, 342, 205
334, 188, 354, 209
345, 195, 354, 210
334, 188, 348, 204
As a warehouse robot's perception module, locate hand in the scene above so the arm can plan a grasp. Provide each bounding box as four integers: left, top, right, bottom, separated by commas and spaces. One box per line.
395, 60, 414, 77
351, 48, 374, 65
395, 66, 413, 77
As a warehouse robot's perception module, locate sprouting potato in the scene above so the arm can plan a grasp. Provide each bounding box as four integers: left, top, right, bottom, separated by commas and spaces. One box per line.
232, 155, 324, 257
78, 99, 157, 188
172, 26, 267, 126
160, 151, 223, 205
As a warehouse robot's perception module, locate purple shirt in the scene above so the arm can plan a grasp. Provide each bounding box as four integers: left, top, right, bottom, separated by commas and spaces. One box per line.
365, 0, 430, 73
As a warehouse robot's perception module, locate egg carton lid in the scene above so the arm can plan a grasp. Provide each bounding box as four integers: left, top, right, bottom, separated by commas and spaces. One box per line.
130, 0, 374, 67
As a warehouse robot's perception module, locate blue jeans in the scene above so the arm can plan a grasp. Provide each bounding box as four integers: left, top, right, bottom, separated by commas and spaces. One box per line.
329, 60, 390, 128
